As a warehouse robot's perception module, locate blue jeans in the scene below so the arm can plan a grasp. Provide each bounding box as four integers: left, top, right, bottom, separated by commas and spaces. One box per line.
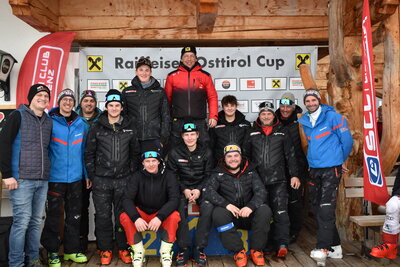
8, 179, 48, 267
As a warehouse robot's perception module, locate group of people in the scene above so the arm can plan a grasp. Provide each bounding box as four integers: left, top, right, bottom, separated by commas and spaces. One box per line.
0, 45, 356, 267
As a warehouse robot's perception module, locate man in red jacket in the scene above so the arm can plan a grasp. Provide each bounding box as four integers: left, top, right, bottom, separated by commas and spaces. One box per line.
165, 46, 218, 147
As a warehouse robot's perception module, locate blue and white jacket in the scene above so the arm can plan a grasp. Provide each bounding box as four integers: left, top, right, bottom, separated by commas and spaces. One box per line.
48, 107, 88, 183
299, 104, 353, 168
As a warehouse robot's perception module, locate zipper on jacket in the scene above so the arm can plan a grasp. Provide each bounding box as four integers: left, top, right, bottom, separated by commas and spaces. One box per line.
234, 179, 244, 207
187, 72, 191, 116
39, 118, 44, 179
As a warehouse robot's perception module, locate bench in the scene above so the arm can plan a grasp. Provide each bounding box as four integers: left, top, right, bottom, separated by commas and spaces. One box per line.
344, 176, 395, 254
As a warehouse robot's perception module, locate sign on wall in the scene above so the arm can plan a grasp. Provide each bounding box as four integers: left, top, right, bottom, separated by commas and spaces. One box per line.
79, 47, 317, 121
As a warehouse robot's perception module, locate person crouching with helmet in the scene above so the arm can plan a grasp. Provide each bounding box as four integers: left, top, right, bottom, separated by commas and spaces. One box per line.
120, 143, 180, 267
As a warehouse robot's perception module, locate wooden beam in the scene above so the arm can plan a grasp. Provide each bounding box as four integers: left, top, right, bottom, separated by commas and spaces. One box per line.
344, 0, 399, 35
9, 0, 59, 32
380, 8, 400, 175
197, 0, 218, 33
329, 0, 352, 87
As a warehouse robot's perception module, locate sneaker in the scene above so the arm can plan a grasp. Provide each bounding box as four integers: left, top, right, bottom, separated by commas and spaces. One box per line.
118, 250, 132, 263
99, 250, 113, 265
328, 245, 343, 259
47, 253, 61, 267
250, 249, 265, 266
176, 249, 190, 267
193, 248, 207, 266
310, 249, 328, 266
277, 244, 288, 258
64, 252, 88, 263
233, 249, 247, 267
159, 241, 173, 267
370, 242, 398, 260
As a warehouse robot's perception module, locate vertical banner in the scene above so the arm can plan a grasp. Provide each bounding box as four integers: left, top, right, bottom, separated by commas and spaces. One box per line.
16, 32, 76, 109
362, 0, 389, 206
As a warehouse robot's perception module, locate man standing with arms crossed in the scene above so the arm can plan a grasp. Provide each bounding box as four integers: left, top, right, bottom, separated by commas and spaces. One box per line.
165, 46, 218, 147
299, 89, 353, 266
0, 84, 52, 267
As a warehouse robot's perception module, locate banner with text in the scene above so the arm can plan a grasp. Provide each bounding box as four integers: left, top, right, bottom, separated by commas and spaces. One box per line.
79, 46, 317, 121
362, 0, 389, 206
16, 32, 76, 109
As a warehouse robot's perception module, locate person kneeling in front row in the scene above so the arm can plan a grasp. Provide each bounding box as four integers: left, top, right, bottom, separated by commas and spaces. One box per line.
120, 144, 180, 267
205, 143, 272, 267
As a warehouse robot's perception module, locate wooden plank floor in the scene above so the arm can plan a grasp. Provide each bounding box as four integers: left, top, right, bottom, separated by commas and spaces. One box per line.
45, 217, 400, 267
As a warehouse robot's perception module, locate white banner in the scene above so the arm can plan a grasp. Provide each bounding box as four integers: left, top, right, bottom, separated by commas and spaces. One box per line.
80, 46, 317, 121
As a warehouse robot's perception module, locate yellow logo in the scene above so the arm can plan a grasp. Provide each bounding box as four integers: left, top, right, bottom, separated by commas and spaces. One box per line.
119, 81, 128, 90
295, 53, 311, 69
185, 47, 191, 52
272, 79, 281, 88
87, 56, 103, 72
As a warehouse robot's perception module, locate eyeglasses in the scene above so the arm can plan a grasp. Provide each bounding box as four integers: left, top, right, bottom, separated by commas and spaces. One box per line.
143, 151, 159, 159
224, 145, 241, 154
106, 94, 121, 102
183, 123, 196, 130
280, 99, 294, 105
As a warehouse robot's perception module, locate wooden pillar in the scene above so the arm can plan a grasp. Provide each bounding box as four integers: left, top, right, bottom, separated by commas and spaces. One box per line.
380, 8, 400, 175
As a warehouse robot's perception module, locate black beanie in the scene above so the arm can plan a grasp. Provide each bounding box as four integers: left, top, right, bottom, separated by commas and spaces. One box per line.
181, 46, 197, 58
140, 140, 162, 162
105, 89, 123, 107
27, 84, 50, 104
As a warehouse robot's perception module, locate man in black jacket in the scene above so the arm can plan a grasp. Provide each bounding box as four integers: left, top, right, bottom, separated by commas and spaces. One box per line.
120, 145, 180, 267
206, 143, 271, 267
275, 92, 308, 243
85, 89, 139, 265
210, 95, 251, 162
122, 57, 170, 150
167, 122, 214, 267
243, 101, 300, 258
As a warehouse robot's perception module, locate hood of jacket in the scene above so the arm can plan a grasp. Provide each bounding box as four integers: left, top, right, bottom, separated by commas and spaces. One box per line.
217, 110, 247, 126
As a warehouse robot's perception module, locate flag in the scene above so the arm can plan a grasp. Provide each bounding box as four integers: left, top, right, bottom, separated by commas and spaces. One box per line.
362, 0, 389, 206
16, 32, 76, 109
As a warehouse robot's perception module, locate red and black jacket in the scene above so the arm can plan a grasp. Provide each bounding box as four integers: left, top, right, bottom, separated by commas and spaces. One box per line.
165, 62, 218, 120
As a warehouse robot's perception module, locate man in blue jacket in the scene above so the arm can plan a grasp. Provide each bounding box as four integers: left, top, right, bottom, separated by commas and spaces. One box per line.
40, 89, 89, 266
299, 89, 353, 266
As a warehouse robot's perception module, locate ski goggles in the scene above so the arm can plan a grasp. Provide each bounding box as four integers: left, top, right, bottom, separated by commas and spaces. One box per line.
106, 94, 121, 102
224, 144, 241, 155
142, 151, 159, 159
280, 98, 294, 105
182, 123, 197, 132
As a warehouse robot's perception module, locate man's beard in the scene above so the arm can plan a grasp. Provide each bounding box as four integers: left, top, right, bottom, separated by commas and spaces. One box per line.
225, 161, 241, 170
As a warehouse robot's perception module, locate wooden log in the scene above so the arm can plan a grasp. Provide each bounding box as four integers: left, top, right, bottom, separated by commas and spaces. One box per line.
380, 8, 400, 175
328, 0, 352, 87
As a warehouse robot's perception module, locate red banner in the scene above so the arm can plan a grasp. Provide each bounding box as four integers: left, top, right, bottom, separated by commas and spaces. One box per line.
16, 32, 76, 109
362, 0, 389, 206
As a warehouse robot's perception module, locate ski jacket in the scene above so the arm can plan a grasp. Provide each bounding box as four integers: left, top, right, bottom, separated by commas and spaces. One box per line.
122, 76, 170, 145
122, 163, 180, 222
210, 110, 251, 161
205, 160, 267, 211
298, 104, 353, 168
85, 112, 139, 179
167, 142, 214, 192
275, 106, 308, 180
243, 120, 298, 185
48, 108, 88, 183
165, 62, 218, 120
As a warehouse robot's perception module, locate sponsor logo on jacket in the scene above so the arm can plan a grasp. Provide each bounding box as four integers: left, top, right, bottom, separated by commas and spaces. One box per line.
178, 159, 189, 163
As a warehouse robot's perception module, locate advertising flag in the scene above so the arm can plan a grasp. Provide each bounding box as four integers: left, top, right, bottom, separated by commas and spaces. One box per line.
362, 0, 389, 205
16, 32, 76, 109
